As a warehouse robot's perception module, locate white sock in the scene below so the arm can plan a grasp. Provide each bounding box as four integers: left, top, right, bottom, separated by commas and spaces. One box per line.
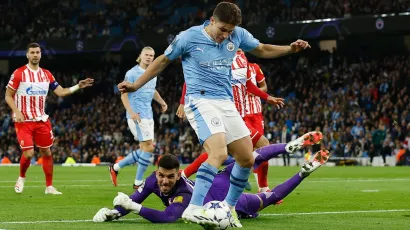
222, 200, 234, 210
187, 204, 202, 209
113, 163, 121, 171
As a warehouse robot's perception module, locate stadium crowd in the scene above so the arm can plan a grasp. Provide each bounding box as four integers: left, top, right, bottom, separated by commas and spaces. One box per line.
1, 0, 409, 42
1, 50, 409, 165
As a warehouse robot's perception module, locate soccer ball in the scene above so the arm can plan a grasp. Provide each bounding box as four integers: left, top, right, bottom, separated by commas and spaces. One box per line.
203, 201, 233, 230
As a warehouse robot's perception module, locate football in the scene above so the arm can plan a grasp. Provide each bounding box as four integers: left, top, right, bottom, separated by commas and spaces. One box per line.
202, 201, 234, 230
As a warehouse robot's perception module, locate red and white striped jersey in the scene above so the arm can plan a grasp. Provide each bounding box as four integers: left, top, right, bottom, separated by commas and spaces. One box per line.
7, 65, 55, 121
245, 63, 265, 115
231, 51, 251, 117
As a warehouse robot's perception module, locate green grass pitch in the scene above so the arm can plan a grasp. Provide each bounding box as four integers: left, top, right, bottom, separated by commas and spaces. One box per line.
0, 165, 409, 230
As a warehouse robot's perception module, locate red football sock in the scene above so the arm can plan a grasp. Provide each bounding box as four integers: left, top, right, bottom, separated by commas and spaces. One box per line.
256, 161, 269, 188
19, 154, 31, 178
183, 152, 209, 178
42, 155, 54, 187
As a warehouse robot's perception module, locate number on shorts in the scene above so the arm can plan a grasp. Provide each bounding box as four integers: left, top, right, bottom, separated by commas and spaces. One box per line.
50, 130, 54, 139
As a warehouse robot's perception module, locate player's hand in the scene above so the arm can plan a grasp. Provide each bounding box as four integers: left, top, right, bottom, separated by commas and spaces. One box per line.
131, 113, 141, 123
290, 39, 311, 53
78, 78, 94, 88
176, 104, 186, 120
118, 81, 137, 93
14, 111, 24, 122
160, 102, 168, 113
266, 96, 285, 109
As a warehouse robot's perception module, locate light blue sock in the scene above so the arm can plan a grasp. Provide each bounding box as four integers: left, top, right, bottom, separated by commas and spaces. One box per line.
135, 151, 152, 181
225, 162, 251, 207
118, 150, 141, 168
190, 163, 218, 206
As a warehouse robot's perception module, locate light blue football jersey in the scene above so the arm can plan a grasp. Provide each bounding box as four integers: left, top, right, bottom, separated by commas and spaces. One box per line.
164, 20, 260, 101
124, 65, 157, 119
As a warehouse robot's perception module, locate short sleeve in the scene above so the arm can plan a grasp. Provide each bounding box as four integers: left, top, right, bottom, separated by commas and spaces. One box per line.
253, 64, 265, 82
44, 69, 56, 82
7, 70, 22, 90
237, 27, 260, 52
164, 32, 188, 61
124, 70, 133, 82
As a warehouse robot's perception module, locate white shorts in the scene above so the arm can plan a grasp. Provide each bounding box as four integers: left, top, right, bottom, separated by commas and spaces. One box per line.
127, 118, 154, 142
184, 97, 250, 145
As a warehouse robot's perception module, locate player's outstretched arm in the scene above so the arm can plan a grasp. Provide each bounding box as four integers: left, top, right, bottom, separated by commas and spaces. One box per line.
53, 78, 94, 97
153, 90, 168, 112
113, 192, 189, 223
250, 40, 311, 59
118, 55, 171, 93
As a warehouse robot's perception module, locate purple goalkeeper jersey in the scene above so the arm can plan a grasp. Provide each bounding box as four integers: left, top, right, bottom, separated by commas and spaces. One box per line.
206, 164, 260, 219
126, 172, 194, 223
124, 166, 260, 223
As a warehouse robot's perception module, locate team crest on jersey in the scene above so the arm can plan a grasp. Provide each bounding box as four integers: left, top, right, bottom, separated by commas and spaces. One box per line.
172, 196, 184, 203
211, 117, 221, 127
227, 42, 235, 52
20, 140, 24, 146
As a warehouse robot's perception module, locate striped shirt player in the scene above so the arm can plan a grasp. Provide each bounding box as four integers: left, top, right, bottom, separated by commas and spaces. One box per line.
243, 63, 267, 135
231, 50, 269, 146
5, 43, 93, 195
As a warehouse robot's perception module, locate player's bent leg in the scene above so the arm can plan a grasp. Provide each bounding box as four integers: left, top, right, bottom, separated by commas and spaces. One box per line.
39, 148, 62, 195
224, 136, 254, 228
182, 133, 226, 227
257, 149, 330, 211
182, 152, 209, 178
134, 140, 154, 189
109, 149, 141, 186
253, 136, 270, 192
15, 149, 34, 194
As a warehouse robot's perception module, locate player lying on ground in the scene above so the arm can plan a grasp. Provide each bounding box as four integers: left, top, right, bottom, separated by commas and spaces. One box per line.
93, 134, 327, 224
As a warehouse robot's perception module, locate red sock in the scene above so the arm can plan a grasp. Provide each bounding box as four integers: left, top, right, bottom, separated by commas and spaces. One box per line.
42, 155, 54, 187
183, 152, 209, 178
19, 154, 31, 178
256, 161, 269, 188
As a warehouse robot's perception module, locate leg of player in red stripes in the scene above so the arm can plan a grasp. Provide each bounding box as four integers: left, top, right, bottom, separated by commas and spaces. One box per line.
182, 152, 209, 178
20, 154, 31, 178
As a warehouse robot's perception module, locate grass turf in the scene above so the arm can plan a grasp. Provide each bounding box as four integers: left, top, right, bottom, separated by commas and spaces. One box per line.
0, 165, 409, 229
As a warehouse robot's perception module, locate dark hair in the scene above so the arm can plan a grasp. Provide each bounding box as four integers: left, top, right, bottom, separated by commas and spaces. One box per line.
158, 154, 180, 170
27, 43, 40, 52
213, 2, 242, 25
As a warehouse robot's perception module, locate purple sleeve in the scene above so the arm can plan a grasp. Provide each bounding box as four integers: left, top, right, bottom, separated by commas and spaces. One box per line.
115, 175, 156, 217
129, 174, 156, 203
138, 193, 191, 223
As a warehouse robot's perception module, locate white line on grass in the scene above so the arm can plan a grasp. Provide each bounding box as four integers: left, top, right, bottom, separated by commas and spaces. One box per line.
1, 209, 409, 224
0, 180, 110, 183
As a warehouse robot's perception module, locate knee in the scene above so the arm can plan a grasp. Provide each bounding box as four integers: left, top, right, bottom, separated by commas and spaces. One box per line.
210, 151, 229, 164
141, 144, 155, 153
237, 156, 255, 168
255, 136, 269, 149
39, 148, 51, 156
23, 149, 35, 159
